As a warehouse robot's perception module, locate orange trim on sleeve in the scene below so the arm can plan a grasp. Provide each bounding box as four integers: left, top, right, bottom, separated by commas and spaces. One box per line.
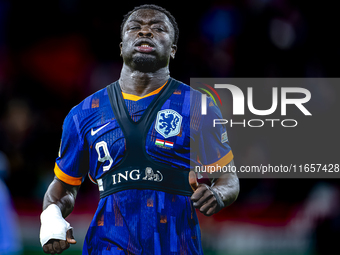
122, 81, 167, 101
54, 163, 82, 186
204, 151, 234, 173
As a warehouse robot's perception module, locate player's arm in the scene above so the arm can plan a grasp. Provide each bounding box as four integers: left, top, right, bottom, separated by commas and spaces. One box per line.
40, 176, 80, 254
190, 159, 239, 216
190, 95, 239, 215
43, 176, 79, 217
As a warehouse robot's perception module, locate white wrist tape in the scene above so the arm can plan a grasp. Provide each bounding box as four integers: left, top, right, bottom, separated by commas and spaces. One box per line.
39, 204, 72, 247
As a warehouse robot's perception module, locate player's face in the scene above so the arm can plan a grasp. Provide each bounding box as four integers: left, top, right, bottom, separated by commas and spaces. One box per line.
120, 9, 177, 72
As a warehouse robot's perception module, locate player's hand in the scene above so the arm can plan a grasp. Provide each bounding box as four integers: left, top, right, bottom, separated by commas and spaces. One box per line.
40, 204, 76, 254
189, 171, 225, 216
190, 184, 225, 216
42, 229, 76, 254
190, 183, 222, 216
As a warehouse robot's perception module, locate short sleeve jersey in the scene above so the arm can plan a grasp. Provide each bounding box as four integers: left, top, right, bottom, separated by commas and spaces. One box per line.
55, 79, 233, 185
55, 78, 233, 185
54, 79, 233, 254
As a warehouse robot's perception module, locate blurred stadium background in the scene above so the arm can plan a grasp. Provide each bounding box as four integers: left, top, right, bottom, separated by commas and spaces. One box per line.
0, 0, 339, 254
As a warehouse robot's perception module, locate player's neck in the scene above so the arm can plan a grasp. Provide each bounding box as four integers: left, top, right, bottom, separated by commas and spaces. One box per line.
119, 64, 170, 97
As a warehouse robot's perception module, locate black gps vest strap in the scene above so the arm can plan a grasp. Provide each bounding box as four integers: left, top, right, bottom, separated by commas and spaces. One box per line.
98, 78, 193, 198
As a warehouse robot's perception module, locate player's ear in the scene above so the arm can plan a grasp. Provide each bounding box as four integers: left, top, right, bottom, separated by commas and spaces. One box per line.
119, 42, 123, 56
171, 44, 177, 59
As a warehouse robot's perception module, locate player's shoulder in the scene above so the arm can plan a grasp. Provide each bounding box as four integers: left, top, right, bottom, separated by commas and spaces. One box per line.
66, 84, 112, 121
173, 78, 222, 116
170, 77, 202, 97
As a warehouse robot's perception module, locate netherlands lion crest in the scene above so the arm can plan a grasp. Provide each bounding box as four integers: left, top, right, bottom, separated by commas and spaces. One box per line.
142, 167, 163, 182
155, 109, 182, 138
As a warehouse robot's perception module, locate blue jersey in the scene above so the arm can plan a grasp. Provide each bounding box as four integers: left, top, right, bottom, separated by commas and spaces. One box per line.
54, 79, 233, 254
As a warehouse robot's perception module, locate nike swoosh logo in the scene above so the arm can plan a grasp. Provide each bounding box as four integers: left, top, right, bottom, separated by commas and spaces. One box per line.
91, 122, 110, 136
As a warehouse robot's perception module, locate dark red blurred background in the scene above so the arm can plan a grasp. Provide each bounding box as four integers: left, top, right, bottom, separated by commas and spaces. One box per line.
0, 1, 339, 254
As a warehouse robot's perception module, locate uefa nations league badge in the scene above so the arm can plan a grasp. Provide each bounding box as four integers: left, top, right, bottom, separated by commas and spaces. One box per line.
155, 109, 182, 138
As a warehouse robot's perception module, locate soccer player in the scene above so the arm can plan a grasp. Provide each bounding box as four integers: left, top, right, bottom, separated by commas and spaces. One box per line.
40, 4, 239, 254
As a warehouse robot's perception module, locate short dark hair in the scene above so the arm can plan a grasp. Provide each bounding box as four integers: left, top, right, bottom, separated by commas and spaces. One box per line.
120, 4, 179, 45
